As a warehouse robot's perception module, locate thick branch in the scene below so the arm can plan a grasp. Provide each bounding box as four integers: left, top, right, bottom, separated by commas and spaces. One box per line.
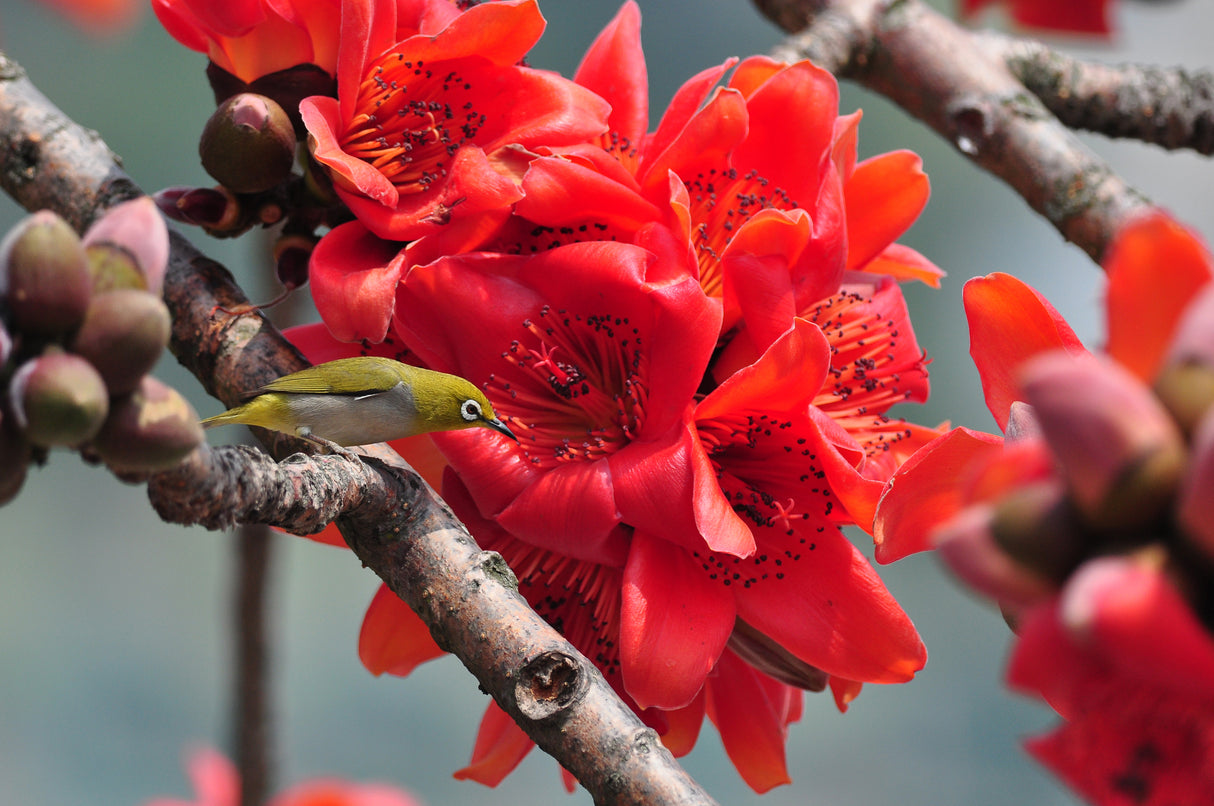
991, 36, 1214, 155
0, 51, 716, 805
752, 0, 1155, 262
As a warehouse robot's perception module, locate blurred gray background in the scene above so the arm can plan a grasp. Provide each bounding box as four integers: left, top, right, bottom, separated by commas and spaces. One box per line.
2, 1, 1212, 804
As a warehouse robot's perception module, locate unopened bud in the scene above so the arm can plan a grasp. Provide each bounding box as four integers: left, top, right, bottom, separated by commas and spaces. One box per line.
1021, 351, 1186, 532
93, 376, 204, 472
1178, 408, 1214, 562
935, 504, 1059, 609
726, 618, 828, 691
10, 351, 108, 447
83, 198, 169, 294
990, 480, 1090, 584
1156, 284, 1214, 436
200, 93, 296, 194
0, 416, 31, 506
71, 289, 171, 394
0, 211, 91, 335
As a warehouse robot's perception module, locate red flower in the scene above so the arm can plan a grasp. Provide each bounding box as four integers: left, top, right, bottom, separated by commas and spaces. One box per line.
874, 210, 1214, 803
960, 0, 1113, 35
300, 0, 610, 241
145, 746, 423, 806
153, 0, 345, 84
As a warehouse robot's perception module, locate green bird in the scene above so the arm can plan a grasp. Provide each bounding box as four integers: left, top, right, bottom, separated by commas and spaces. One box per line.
201, 356, 516, 446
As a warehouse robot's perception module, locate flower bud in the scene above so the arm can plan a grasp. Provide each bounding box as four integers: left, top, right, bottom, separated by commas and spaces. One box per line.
199, 93, 296, 194
154, 186, 244, 233
1156, 284, 1214, 436
935, 504, 1058, 609
274, 234, 314, 291
0, 415, 31, 506
990, 480, 1090, 584
726, 618, 828, 691
71, 289, 171, 395
0, 211, 91, 335
1020, 351, 1186, 532
83, 197, 169, 294
1177, 407, 1214, 562
10, 351, 108, 447
92, 376, 204, 472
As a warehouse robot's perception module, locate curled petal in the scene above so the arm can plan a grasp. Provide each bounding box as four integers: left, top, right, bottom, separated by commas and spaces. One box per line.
705, 650, 796, 793
573, 0, 648, 146
307, 221, 404, 343
844, 151, 930, 274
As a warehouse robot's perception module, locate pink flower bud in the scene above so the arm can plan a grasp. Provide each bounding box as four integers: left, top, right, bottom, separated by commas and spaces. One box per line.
1177, 407, 1214, 561
934, 503, 1058, 610
71, 289, 171, 395
9, 351, 109, 447
1020, 351, 1185, 531
83, 197, 169, 294
92, 376, 204, 472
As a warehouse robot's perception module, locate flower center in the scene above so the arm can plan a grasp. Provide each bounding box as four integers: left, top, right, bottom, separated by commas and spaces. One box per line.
341, 54, 486, 194
805, 288, 926, 458
600, 130, 641, 175
492, 534, 623, 681
684, 167, 798, 298
489, 305, 648, 469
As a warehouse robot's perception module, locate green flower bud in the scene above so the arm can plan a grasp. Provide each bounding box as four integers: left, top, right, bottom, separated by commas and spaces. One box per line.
200, 93, 296, 194
92, 376, 204, 472
10, 351, 108, 447
71, 289, 171, 395
0, 211, 91, 335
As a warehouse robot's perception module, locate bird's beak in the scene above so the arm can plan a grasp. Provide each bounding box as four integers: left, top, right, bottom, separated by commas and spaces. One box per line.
484, 417, 518, 442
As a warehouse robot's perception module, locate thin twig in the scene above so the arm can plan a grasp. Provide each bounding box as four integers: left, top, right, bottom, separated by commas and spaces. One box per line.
751, 0, 1155, 263
0, 50, 718, 806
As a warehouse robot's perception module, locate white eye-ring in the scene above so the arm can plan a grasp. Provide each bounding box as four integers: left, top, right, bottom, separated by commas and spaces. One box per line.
460, 399, 482, 422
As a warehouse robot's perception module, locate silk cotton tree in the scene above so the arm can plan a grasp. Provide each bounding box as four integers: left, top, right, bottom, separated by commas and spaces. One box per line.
0, 1, 1212, 805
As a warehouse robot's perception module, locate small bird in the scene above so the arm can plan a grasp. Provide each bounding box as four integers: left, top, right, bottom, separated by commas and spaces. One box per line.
201, 356, 516, 447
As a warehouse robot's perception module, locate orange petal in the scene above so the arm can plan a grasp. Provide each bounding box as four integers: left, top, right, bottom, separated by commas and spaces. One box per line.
844, 151, 929, 272
963, 272, 1085, 430
358, 584, 445, 677
873, 427, 1004, 563
453, 701, 535, 786
1104, 211, 1213, 380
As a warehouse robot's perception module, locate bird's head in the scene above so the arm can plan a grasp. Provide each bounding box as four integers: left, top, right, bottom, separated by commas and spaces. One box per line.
416, 371, 516, 441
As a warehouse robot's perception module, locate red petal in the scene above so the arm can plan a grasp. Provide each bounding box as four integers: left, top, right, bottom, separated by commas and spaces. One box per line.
642, 60, 737, 180
1009, 0, 1111, 34
358, 583, 445, 677
658, 691, 706, 757
873, 426, 1004, 563
963, 272, 1086, 430
718, 210, 812, 347
453, 701, 535, 786
610, 418, 755, 557
844, 151, 930, 272
731, 60, 839, 203
1104, 211, 1214, 380
828, 676, 863, 712
641, 86, 748, 195
308, 221, 403, 343
735, 525, 926, 684
705, 650, 794, 793
698, 318, 831, 420
620, 533, 735, 709
572, 1, 648, 146
516, 156, 660, 231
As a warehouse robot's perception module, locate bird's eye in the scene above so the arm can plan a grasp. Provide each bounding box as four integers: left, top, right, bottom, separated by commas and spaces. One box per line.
460, 399, 482, 422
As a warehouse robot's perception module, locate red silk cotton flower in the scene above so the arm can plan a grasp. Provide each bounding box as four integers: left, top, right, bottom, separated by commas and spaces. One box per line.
960, 0, 1113, 35
874, 211, 1214, 804
300, 0, 610, 241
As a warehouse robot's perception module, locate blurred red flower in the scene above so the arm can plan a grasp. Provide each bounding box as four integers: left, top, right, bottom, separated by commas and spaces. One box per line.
145, 746, 423, 806
960, 0, 1112, 35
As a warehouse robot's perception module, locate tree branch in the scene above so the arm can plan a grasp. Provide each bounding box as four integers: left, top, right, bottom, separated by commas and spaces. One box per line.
0, 50, 717, 806
991, 36, 1214, 155
751, 0, 1156, 262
